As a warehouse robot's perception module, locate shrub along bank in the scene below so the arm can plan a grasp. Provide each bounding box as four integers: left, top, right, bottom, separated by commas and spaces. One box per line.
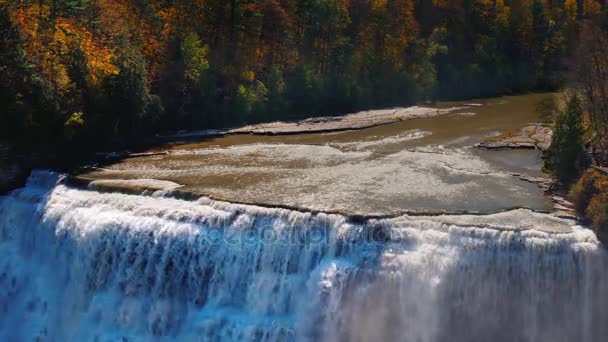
569, 169, 608, 238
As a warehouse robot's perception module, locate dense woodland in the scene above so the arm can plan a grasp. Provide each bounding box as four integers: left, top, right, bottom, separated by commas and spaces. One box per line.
1, 0, 608, 148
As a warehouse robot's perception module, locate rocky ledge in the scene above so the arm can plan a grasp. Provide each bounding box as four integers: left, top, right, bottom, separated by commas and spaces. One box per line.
228, 106, 467, 135
65, 175, 574, 233
476, 125, 552, 151
0, 143, 63, 194
0, 144, 24, 194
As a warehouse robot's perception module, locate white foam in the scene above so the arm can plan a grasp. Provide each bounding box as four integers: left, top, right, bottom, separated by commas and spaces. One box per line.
90, 178, 183, 191
330, 129, 432, 151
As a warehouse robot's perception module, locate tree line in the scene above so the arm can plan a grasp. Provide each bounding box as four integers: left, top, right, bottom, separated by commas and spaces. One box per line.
541, 5, 608, 236
1, 0, 607, 147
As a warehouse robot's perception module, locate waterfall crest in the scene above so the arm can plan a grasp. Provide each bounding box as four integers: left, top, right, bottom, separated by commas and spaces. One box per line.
1, 171, 606, 342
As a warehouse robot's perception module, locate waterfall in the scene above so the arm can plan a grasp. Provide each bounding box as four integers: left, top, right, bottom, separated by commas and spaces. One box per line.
0, 171, 606, 342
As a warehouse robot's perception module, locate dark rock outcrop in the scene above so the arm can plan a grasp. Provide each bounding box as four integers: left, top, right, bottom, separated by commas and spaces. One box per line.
0, 144, 61, 194
0, 144, 26, 194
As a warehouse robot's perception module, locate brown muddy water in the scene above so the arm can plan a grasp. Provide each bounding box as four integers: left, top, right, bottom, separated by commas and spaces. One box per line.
81, 93, 558, 217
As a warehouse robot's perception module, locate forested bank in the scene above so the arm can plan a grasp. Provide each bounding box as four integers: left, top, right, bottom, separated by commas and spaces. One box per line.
2, 0, 606, 148
543, 9, 608, 236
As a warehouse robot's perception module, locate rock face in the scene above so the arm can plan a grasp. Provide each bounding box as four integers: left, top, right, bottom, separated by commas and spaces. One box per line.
0, 144, 25, 194
476, 125, 552, 151
0, 144, 61, 194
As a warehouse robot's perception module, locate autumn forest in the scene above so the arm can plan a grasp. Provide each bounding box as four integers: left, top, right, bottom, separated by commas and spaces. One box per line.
1, 0, 607, 147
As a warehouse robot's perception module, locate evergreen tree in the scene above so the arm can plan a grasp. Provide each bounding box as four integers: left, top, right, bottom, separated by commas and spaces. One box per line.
0, 4, 63, 143
545, 95, 587, 183
106, 42, 152, 141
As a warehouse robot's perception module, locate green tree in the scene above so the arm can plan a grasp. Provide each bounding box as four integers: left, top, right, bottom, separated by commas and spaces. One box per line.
234, 81, 268, 123
545, 95, 587, 183
106, 43, 152, 141
0, 4, 63, 143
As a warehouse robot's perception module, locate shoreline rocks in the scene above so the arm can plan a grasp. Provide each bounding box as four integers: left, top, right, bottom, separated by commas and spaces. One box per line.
476, 125, 552, 151
475, 126, 581, 220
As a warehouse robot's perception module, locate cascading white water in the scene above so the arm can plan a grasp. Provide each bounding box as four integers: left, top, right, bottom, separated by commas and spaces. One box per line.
0, 171, 607, 342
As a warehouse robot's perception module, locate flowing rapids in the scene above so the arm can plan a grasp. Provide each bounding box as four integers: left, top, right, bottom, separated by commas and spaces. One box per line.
1, 171, 607, 342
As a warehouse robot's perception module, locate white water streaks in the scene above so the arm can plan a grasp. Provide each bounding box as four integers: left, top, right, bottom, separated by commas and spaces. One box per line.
1, 171, 607, 342
328, 129, 433, 152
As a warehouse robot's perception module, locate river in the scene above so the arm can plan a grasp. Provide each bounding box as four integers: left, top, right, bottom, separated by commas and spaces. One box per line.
82, 93, 555, 216
1, 93, 607, 341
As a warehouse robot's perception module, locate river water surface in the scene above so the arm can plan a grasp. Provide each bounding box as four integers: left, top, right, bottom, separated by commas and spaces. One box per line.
82, 93, 556, 216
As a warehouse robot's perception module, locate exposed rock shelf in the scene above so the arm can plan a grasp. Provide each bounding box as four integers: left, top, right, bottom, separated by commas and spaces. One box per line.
476, 125, 552, 151
227, 106, 466, 135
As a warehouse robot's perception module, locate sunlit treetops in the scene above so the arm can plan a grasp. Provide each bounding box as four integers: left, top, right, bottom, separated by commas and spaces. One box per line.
1, 0, 607, 145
